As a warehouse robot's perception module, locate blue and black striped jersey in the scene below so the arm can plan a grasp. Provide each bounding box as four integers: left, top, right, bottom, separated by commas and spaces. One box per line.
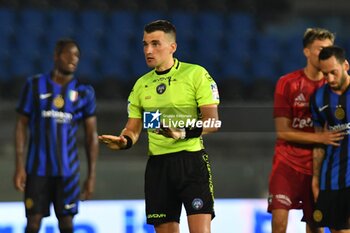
310, 84, 350, 190
16, 73, 96, 177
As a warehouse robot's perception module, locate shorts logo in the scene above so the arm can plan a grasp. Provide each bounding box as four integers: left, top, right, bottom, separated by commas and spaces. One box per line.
313, 209, 323, 222
64, 203, 76, 210
275, 194, 292, 206
143, 110, 161, 129
25, 198, 34, 209
192, 198, 204, 210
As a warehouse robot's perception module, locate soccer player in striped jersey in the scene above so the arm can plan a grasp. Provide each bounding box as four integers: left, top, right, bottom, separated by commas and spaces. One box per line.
14, 38, 99, 233
99, 20, 220, 233
268, 28, 344, 233
310, 46, 350, 232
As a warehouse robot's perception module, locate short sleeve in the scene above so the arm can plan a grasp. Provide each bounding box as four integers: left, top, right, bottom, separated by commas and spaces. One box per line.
273, 78, 292, 119
82, 85, 97, 118
16, 78, 33, 116
195, 69, 220, 106
127, 82, 142, 119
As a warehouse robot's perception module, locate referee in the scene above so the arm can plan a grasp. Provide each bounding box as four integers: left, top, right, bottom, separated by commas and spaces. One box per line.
99, 20, 220, 233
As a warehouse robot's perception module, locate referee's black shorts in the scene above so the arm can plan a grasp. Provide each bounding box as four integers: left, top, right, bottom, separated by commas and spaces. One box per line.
145, 150, 215, 225
313, 187, 350, 230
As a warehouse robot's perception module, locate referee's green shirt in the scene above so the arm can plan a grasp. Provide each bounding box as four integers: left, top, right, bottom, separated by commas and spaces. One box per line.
128, 58, 220, 155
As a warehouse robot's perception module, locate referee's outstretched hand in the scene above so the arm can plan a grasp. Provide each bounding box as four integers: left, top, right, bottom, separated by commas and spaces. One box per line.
99, 135, 128, 150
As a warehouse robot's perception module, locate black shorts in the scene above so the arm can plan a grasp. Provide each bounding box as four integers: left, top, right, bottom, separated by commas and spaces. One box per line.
145, 150, 215, 225
25, 175, 80, 217
314, 187, 350, 230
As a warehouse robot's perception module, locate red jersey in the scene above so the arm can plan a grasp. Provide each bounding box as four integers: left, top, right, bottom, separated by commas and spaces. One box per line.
273, 69, 325, 175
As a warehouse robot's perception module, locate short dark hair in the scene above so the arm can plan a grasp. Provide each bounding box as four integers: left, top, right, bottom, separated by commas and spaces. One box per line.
302, 28, 335, 48
144, 20, 176, 39
54, 38, 80, 56
319, 45, 346, 64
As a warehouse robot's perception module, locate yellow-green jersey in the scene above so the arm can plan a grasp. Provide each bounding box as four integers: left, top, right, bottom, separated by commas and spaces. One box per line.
128, 58, 220, 155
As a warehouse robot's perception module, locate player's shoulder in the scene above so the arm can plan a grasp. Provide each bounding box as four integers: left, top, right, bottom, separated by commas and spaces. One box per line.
276, 69, 304, 86
27, 73, 45, 82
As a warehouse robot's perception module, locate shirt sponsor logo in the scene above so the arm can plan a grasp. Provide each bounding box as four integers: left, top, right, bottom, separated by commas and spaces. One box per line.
42, 110, 73, 124
292, 117, 313, 128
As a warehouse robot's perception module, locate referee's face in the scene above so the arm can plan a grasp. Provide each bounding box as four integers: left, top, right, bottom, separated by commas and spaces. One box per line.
143, 30, 177, 71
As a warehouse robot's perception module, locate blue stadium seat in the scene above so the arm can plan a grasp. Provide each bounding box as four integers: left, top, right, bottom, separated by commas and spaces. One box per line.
227, 12, 255, 39
193, 12, 225, 63
74, 30, 102, 60
18, 8, 47, 35
225, 32, 253, 62
48, 9, 76, 36
10, 54, 37, 78
137, 11, 166, 33
100, 55, 128, 80
78, 10, 105, 37
76, 56, 99, 81
109, 11, 137, 40
254, 33, 281, 62
169, 11, 196, 61
221, 58, 247, 82
15, 28, 43, 59
196, 12, 224, 38
250, 58, 278, 81
103, 31, 130, 60
46, 10, 76, 52
0, 8, 15, 36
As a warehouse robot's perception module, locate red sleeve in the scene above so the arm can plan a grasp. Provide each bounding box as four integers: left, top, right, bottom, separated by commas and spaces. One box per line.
273, 77, 292, 119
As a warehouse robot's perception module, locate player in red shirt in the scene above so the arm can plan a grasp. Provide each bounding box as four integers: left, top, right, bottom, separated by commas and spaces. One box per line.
268, 28, 343, 233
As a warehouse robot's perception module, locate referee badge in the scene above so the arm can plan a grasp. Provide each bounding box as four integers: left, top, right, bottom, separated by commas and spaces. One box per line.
313, 209, 323, 222
156, 83, 166, 94
335, 105, 345, 120
53, 95, 65, 108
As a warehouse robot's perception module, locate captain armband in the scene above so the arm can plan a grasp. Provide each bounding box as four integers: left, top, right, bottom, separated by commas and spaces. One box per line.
121, 135, 133, 150
184, 127, 203, 139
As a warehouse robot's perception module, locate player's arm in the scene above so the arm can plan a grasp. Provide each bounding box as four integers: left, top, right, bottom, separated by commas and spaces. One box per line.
312, 126, 326, 202
81, 116, 99, 200
199, 103, 220, 135
275, 117, 342, 145
14, 114, 28, 192
158, 104, 220, 139
99, 118, 143, 150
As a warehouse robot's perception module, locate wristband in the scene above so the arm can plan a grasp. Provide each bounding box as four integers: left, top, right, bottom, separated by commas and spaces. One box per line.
185, 127, 203, 139
122, 135, 133, 150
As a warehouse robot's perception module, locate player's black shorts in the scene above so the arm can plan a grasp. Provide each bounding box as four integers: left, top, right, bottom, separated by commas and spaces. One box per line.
145, 150, 215, 225
24, 175, 80, 217
313, 187, 350, 230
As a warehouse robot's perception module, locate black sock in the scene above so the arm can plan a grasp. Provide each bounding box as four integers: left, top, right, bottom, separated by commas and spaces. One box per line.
25, 227, 39, 233
59, 228, 73, 233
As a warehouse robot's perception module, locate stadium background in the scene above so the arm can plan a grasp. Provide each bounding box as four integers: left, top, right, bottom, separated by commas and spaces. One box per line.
0, 0, 349, 221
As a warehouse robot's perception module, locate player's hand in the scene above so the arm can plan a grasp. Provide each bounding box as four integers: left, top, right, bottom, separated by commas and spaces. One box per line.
154, 126, 185, 140
13, 168, 26, 192
98, 135, 128, 150
312, 175, 320, 202
81, 176, 95, 201
318, 124, 344, 146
